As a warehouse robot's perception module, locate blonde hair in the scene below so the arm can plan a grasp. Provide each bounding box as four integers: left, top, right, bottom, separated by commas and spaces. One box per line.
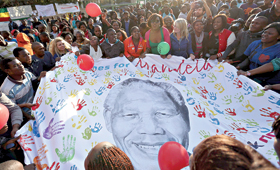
173, 18, 189, 39
50, 37, 71, 56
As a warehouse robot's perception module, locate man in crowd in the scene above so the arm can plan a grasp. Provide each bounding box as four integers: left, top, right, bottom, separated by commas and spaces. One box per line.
240, 0, 258, 19
257, 0, 280, 24
8, 19, 18, 32
121, 11, 137, 37
18, 20, 31, 35
31, 42, 55, 72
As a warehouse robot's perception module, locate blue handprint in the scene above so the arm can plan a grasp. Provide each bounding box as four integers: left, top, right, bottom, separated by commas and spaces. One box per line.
56, 83, 65, 91
63, 74, 73, 82
129, 71, 136, 77
89, 123, 102, 133
178, 74, 186, 81
214, 107, 224, 114
33, 111, 45, 137
90, 72, 99, 78
70, 165, 77, 170
209, 113, 220, 125
186, 97, 195, 105
208, 92, 217, 100
243, 82, 253, 95
95, 86, 106, 96
50, 99, 67, 115
246, 124, 270, 133
268, 96, 280, 106
208, 100, 215, 105
198, 72, 206, 79
154, 73, 163, 79
113, 75, 121, 81
225, 72, 234, 81
43, 118, 65, 139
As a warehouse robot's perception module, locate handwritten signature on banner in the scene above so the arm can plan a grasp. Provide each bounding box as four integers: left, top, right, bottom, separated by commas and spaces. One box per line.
16, 54, 280, 169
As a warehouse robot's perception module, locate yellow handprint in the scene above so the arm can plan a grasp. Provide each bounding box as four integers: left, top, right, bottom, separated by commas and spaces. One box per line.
88, 79, 97, 86
136, 70, 144, 77
91, 97, 101, 104
192, 78, 200, 85
242, 100, 255, 112
28, 123, 32, 131
215, 64, 224, 72
72, 115, 87, 129
68, 90, 78, 98
38, 82, 50, 95
102, 77, 112, 84
113, 68, 122, 74
206, 107, 217, 116
67, 67, 77, 73
191, 86, 200, 94
214, 83, 225, 93
85, 141, 99, 152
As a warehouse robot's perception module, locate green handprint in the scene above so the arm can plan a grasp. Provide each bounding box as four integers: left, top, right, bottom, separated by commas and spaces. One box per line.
84, 88, 91, 96
199, 130, 211, 139
252, 86, 265, 97
82, 127, 92, 140
54, 92, 57, 98
239, 119, 259, 127
234, 92, 244, 103
162, 74, 170, 80
266, 149, 279, 160
65, 56, 72, 61
222, 95, 232, 105
79, 69, 87, 74
55, 68, 64, 78
88, 106, 99, 117
45, 97, 52, 105
225, 116, 237, 122
207, 73, 217, 83
105, 71, 112, 77
55, 135, 76, 163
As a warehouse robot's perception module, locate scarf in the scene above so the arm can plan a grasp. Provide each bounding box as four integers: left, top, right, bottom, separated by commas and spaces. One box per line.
90, 45, 102, 60
195, 32, 204, 44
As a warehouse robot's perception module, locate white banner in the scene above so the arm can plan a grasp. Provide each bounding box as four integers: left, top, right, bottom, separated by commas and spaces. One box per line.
7, 5, 32, 20
35, 4, 56, 17
55, 2, 80, 14
0, 22, 9, 31
16, 53, 280, 170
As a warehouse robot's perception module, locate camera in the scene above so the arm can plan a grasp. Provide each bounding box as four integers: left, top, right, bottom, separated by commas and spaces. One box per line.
229, 18, 245, 33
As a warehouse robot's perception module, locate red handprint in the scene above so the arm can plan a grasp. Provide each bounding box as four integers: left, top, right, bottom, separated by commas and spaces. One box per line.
107, 81, 115, 89
18, 134, 35, 151
233, 78, 243, 88
194, 105, 206, 118
57, 64, 64, 68
33, 144, 48, 170
198, 86, 208, 94
76, 79, 86, 86
216, 129, 236, 138
74, 72, 82, 79
230, 123, 248, 133
72, 99, 87, 111
225, 108, 236, 116
32, 96, 43, 110
50, 77, 57, 83
260, 107, 280, 120
122, 68, 129, 76
200, 93, 207, 99
47, 162, 60, 170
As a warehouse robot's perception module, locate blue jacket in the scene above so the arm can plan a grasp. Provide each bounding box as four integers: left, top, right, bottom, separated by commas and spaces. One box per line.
170, 33, 194, 58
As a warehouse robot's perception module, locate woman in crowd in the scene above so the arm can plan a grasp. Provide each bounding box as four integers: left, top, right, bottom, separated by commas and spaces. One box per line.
164, 16, 174, 33
50, 37, 72, 60
167, 18, 195, 59
124, 26, 147, 61
110, 11, 120, 22
79, 36, 103, 60
100, 28, 124, 58
78, 21, 92, 39
62, 26, 74, 35
60, 32, 74, 45
73, 31, 90, 50
111, 20, 122, 31
145, 14, 171, 57
116, 29, 128, 42
233, 22, 280, 85
50, 24, 59, 38
191, 20, 209, 58
208, 14, 236, 60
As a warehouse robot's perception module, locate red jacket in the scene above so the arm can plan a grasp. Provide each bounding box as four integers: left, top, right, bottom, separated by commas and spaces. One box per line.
124, 36, 146, 58
209, 29, 236, 57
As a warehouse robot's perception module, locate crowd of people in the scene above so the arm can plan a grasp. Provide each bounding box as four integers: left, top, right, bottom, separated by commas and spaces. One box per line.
0, 0, 280, 169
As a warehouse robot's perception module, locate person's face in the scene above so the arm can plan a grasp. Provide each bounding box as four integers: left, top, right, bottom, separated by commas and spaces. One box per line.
249, 18, 265, 33
74, 16, 77, 20
1, 32, 8, 39
55, 21, 59, 25
6, 59, 25, 76
65, 34, 73, 44
94, 27, 101, 37
34, 44, 45, 57
18, 49, 32, 65
21, 20, 27, 26
117, 32, 123, 41
131, 28, 140, 39
173, 23, 180, 34
164, 17, 173, 27
52, 26, 58, 32
80, 25, 87, 33
194, 21, 204, 33
194, 8, 204, 17
76, 22, 80, 28
76, 33, 83, 41
140, 9, 145, 15
106, 88, 189, 169
57, 41, 65, 52
65, 28, 71, 33
164, 6, 169, 13
107, 30, 117, 43
90, 36, 99, 47
151, 16, 161, 30
0, 35, 5, 46
112, 13, 117, 19
261, 28, 280, 43
88, 19, 93, 25
0, 124, 8, 135
38, 25, 45, 33
40, 16, 43, 20
213, 17, 223, 31
181, 6, 187, 13
112, 22, 120, 31
14, 31, 19, 38
124, 13, 129, 20
33, 17, 38, 22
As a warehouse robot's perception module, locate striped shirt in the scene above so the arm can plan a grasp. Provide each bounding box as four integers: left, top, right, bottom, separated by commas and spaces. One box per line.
0, 71, 35, 114
0, 42, 17, 59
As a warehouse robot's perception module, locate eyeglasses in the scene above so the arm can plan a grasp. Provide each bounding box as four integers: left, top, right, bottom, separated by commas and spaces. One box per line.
151, 20, 160, 23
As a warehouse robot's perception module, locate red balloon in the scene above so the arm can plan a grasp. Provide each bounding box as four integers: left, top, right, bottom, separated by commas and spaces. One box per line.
77, 54, 95, 71
86, 3, 102, 17
0, 104, 9, 130
158, 141, 189, 170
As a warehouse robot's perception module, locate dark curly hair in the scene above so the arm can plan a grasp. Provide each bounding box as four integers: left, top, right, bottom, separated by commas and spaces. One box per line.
147, 13, 163, 28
